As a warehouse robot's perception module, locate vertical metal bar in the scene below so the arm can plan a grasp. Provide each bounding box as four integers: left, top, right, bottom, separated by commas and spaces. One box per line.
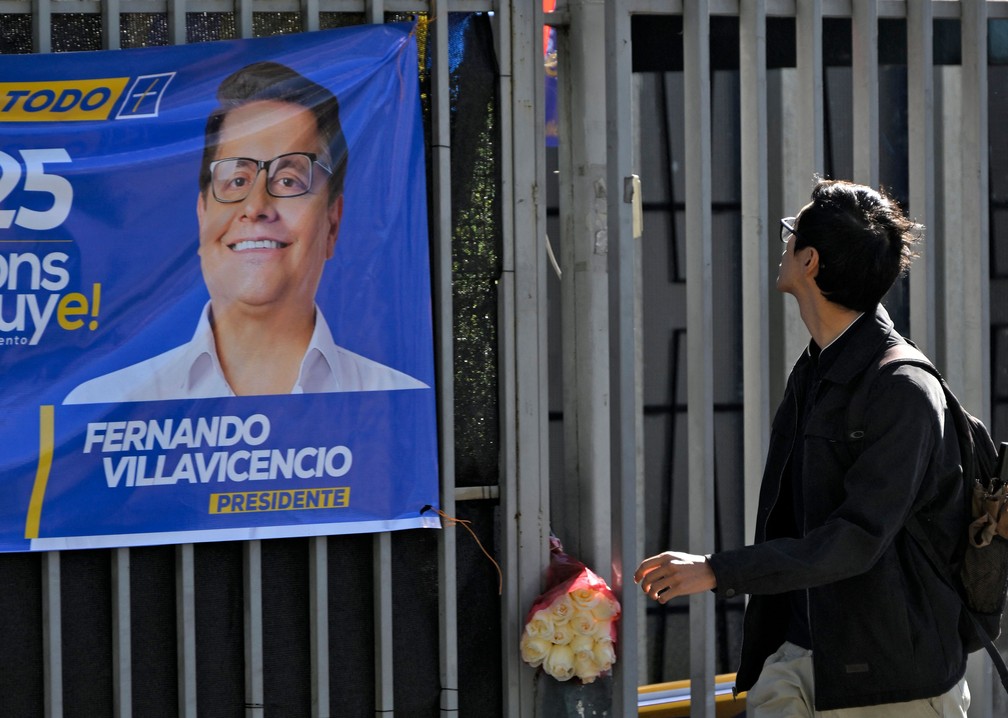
237, 0, 253, 39
605, 0, 639, 715
784, 0, 824, 368
960, 3, 994, 714
958, 0, 991, 419
500, 0, 550, 715
31, 0, 51, 54
683, 2, 716, 716
373, 533, 394, 716
906, 0, 936, 355
938, 70, 964, 389
365, 0, 384, 25
166, 0, 187, 45
851, 0, 880, 186
102, 0, 121, 50
301, 0, 320, 32
176, 544, 197, 718
559, 0, 612, 572
244, 540, 264, 718
795, 0, 825, 179
739, 0, 770, 552
112, 548, 132, 718
428, 1, 459, 716
42, 552, 62, 718
309, 537, 329, 718
494, 1, 531, 714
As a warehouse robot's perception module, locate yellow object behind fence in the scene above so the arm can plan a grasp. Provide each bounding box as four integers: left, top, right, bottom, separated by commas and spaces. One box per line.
638, 673, 747, 717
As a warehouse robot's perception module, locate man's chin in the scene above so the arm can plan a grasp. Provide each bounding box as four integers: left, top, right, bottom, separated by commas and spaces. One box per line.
209, 293, 315, 318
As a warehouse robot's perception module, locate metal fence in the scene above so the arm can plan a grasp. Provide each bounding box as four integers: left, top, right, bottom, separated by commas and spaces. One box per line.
552, 2, 1007, 717
3, 1, 1008, 717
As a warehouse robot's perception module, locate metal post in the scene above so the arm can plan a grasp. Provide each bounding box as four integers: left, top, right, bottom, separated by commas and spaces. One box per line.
558, 0, 612, 573
244, 541, 264, 718
851, 0, 880, 187
427, 2, 460, 715
605, 0, 640, 715
42, 552, 62, 718
683, 2, 715, 716
176, 544, 197, 718
739, 0, 771, 549
907, 0, 937, 355
112, 548, 132, 718
499, 0, 551, 715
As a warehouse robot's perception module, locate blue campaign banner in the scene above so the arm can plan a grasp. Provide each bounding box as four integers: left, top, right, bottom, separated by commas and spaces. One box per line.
0, 25, 440, 551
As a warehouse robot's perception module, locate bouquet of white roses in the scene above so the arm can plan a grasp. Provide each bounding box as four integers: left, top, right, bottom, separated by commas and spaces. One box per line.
519, 536, 621, 683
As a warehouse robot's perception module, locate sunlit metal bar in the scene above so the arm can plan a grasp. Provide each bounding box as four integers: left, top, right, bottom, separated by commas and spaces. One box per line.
499, 0, 551, 716
605, 0, 639, 715
682, 2, 716, 717
906, 0, 937, 354
851, 0, 880, 186
738, 0, 771, 550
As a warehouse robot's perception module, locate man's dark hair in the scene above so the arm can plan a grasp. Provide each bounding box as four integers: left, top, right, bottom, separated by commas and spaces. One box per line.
198, 61, 348, 202
794, 178, 920, 312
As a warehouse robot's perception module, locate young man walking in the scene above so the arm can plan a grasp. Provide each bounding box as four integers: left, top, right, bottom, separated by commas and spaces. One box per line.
635, 179, 970, 716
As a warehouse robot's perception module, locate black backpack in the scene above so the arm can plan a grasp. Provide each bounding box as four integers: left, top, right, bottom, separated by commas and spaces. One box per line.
847, 341, 1008, 692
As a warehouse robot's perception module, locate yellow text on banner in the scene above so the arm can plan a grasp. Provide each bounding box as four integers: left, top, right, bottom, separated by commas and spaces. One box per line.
0, 79, 130, 122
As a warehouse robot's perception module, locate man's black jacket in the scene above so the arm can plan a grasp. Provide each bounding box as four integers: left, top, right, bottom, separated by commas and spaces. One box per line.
708, 305, 968, 710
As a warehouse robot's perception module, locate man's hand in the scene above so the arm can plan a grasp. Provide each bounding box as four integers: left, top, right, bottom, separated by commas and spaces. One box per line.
633, 551, 716, 603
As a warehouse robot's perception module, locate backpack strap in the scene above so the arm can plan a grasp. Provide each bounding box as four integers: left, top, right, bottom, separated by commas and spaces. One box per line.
845, 343, 929, 444
847, 342, 1008, 694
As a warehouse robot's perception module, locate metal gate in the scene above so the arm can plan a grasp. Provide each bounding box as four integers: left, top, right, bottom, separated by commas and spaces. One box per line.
4, 1, 1008, 717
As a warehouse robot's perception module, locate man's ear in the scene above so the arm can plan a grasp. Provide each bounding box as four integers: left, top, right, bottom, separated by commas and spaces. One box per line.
197, 192, 205, 224
803, 246, 821, 277
326, 194, 344, 260
196, 192, 206, 256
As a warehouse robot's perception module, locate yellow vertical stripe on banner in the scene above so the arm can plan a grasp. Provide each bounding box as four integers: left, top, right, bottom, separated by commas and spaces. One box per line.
25, 405, 55, 539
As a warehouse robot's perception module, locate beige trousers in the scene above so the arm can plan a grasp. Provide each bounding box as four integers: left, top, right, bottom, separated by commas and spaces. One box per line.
746, 641, 970, 718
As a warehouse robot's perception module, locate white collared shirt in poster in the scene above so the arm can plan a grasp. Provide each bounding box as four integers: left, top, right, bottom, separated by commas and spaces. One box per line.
63, 303, 427, 404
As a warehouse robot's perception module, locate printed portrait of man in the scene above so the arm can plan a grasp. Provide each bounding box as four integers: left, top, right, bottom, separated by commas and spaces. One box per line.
64, 61, 426, 405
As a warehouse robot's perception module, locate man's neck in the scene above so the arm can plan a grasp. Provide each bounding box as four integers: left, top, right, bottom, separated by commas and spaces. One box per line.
209, 303, 316, 395
798, 296, 862, 350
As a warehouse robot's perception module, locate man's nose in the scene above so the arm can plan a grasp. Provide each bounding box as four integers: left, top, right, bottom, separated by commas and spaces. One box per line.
241, 169, 276, 216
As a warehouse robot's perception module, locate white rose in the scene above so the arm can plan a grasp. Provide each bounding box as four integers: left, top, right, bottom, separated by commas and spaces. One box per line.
524, 611, 554, 640
544, 644, 576, 681
569, 587, 601, 610
592, 637, 616, 670
550, 594, 576, 623
569, 608, 599, 637
592, 616, 616, 641
569, 633, 594, 659
574, 653, 602, 683
550, 620, 575, 646
589, 597, 618, 622
520, 634, 551, 668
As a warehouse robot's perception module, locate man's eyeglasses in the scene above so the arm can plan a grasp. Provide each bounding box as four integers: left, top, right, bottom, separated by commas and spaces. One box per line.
209, 152, 333, 203
780, 216, 801, 244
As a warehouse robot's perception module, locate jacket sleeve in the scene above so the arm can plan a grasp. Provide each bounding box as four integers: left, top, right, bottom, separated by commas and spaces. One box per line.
708, 365, 948, 599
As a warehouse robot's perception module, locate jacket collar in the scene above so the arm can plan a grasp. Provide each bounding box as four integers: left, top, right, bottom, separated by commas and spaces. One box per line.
816, 304, 901, 387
